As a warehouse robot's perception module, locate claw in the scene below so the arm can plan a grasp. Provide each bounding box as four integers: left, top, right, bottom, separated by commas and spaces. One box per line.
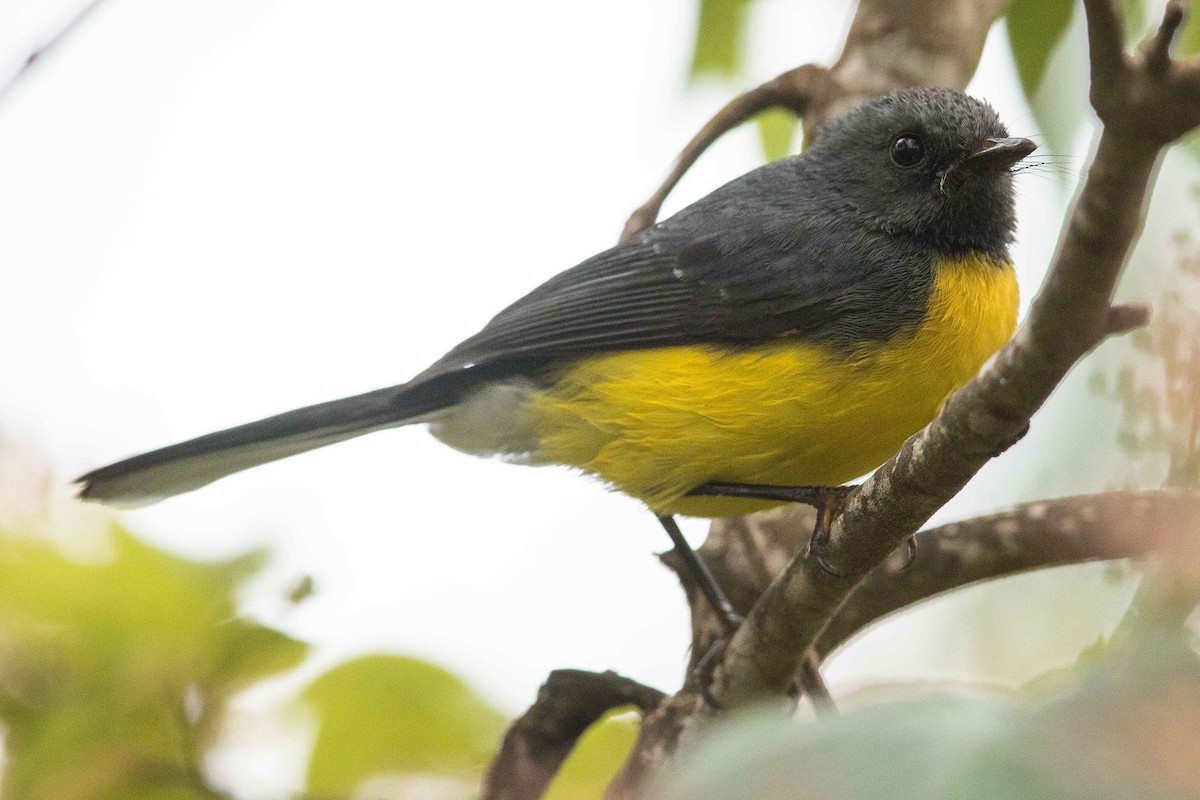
898, 535, 918, 570
805, 485, 859, 577
693, 636, 728, 709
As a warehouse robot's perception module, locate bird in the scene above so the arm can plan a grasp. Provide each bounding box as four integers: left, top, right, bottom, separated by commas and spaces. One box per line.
78, 87, 1033, 627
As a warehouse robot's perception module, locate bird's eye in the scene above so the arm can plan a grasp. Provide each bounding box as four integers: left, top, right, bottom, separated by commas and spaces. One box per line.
891, 135, 924, 167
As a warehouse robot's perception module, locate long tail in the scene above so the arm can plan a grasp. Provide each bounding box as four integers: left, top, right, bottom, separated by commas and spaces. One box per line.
76, 382, 440, 508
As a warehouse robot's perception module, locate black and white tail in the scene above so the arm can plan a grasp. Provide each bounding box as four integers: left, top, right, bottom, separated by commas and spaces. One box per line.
76, 382, 434, 508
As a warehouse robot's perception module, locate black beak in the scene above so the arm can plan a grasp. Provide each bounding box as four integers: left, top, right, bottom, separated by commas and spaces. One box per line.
962, 137, 1038, 172
940, 137, 1037, 195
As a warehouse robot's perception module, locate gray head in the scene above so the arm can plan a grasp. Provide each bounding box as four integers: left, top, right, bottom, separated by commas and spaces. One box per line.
806, 88, 1035, 257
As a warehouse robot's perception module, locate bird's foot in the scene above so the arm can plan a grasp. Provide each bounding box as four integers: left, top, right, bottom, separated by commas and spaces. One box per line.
687, 482, 862, 576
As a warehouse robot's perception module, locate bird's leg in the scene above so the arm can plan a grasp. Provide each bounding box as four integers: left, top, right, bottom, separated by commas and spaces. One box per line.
687, 482, 860, 576
657, 515, 742, 633
657, 515, 744, 707
657, 515, 825, 710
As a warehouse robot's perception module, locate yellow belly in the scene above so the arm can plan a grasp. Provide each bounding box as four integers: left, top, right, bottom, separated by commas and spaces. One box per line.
527, 254, 1018, 517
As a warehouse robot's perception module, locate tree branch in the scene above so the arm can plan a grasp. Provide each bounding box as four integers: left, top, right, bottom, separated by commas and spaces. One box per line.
480, 670, 664, 800
815, 489, 1200, 659
604, 692, 702, 800
620, 0, 1014, 241
709, 0, 1200, 710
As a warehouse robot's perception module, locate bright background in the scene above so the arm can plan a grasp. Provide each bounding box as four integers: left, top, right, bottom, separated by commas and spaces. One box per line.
6, 0, 1195, 793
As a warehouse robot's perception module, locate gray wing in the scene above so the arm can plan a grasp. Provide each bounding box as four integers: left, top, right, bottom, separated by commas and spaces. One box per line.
409, 228, 857, 390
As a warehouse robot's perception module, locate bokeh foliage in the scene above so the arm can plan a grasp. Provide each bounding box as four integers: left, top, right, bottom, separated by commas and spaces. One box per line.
662, 582, 1200, 800
0, 524, 304, 800
660, 613, 1200, 800
1006, 0, 1075, 99
303, 655, 507, 795
543, 709, 640, 800
0, 514, 635, 799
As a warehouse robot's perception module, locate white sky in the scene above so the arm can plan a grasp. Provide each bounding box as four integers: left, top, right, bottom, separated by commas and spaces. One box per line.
2, 1, 1153, 790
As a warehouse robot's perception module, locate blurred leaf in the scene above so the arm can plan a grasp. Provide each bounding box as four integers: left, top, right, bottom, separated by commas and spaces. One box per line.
303, 654, 507, 795
544, 708, 640, 800
1007, 0, 1088, 156
661, 631, 1200, 800
1006, 0, 1074, 98
286, 574, 315, 604
1120, 0, 1148, 43
662, 698, 1069, 800
756, 108, 798, 162
1020, 632, 1115, 696
690, 0, 753, 80
210, 618, 308, 692
0, 524, 298, 800
104, 789, 217, 800
1184, 131, 1200, 165
1168, 0, 1200, 164
5, 697, 186, 800
0, 526, 264, 650
1180, 3, 1200, 56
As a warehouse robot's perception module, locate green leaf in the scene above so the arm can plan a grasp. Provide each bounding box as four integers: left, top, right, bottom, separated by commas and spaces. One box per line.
1181, 17, 1200, 166
210, 618, 308, 692
302, 655, 507, 795
1006, 0, 1074, 98
689, 0, 754, 80
1019, 634, 1112, 695
1120, 0, 1149, 43
0, 523, 291, 800
661, 698, 1061, 800
661, 631, 1200, 800
286, 574, 315, 604
756, 108, 799, 162
3, 694, 188, 800
544, 709, 640, 800
102, 789, 216, 800
1020, 5, 1090, 159
1180, 2, 1200, 56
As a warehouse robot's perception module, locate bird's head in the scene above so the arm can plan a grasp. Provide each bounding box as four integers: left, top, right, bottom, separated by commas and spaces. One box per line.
808, 87, 1035, 257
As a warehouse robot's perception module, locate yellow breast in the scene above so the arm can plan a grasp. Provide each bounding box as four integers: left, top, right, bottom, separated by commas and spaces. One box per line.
528, 253, 1018, 517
